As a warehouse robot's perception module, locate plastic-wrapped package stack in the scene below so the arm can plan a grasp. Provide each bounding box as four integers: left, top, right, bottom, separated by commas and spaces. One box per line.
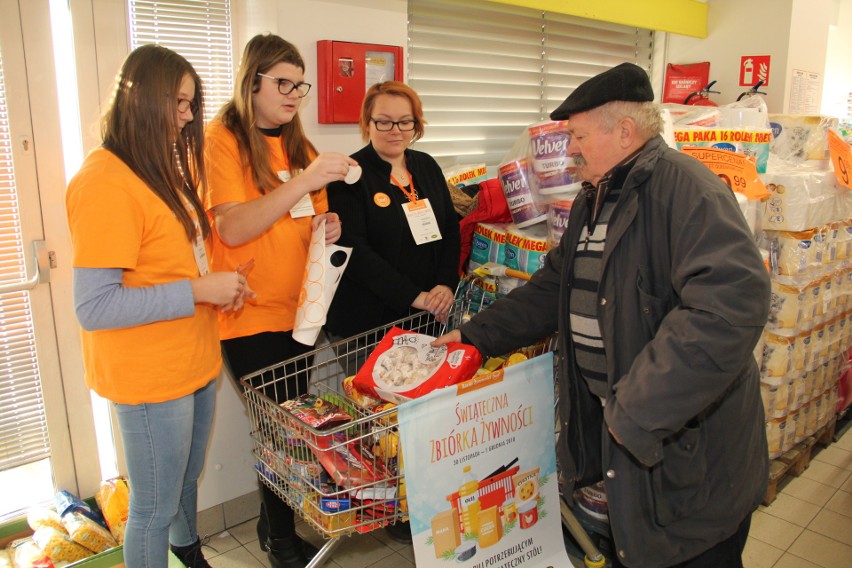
663, 97, 771, 233
657, 100, 850, 459
759, 220, 850, 458
489, 121, 581, 275
462, 120, 581, 304
755, 114, 850, 459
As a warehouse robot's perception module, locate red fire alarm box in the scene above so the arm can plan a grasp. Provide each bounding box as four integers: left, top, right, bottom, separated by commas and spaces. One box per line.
317, 40, 404, 124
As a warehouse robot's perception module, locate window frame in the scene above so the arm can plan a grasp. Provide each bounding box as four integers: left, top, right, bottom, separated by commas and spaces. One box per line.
408, 0, 656, 169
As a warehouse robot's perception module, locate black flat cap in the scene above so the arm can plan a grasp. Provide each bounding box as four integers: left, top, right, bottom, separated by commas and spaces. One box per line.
550, 62, 654, 120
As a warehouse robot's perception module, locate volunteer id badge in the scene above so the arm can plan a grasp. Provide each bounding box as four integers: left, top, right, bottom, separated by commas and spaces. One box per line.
191, 235, 209, 276
402, 198, 442, 245
278, 170, 316, 218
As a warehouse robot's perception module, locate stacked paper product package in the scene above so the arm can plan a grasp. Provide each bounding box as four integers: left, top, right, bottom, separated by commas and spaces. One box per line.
664, 96, 773, 236
463, 120, 582, 307
642, 98, 849, 459
753, 113, 850, 459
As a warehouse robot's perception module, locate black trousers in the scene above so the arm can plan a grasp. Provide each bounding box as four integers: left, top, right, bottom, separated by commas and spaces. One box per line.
223, 330, 313, 540
613, 513, 752, 568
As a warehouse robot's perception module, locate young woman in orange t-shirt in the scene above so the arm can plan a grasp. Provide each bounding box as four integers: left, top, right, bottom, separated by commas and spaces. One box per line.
67, 45, 250, 568
205, 34, 356, 568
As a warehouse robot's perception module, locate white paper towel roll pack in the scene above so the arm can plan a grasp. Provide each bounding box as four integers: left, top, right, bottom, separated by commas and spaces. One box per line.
762, 168, 852, 232
470, 223, 508, 268
503, 223, 550, 275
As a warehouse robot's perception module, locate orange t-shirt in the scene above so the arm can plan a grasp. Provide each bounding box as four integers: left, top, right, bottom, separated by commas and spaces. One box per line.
204, 120, 328, 339
66, 147, 221, 405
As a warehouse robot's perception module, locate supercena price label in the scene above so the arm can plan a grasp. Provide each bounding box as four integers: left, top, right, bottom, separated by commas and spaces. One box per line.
828, 129, 852, 190
681, 146, 769, 200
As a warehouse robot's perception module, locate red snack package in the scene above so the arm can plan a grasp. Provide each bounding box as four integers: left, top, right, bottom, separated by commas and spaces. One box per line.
353, 327, 482, 404
281, 394, 352, 430
312, 433, 389, 488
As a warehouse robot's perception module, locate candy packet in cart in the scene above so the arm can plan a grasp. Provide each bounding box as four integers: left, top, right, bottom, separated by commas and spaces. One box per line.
353, 327, 482, 404
280, 394, 352, 430
311, 432, 391, 489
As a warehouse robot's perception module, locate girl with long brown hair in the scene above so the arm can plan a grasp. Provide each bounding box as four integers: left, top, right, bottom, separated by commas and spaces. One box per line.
67, 44, 249, 568
205, 34, 356, 568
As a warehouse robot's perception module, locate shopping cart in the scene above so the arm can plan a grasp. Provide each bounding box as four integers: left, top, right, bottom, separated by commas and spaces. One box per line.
240, 285, 605, 568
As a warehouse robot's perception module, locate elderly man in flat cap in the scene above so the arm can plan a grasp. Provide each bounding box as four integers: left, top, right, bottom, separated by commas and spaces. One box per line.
436, 63, 770, 567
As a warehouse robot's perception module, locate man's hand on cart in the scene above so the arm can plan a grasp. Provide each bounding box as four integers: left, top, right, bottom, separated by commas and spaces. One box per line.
431, 329, 461, 347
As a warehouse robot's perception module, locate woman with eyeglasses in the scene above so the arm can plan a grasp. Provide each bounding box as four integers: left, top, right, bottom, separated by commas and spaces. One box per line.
204, 34, 355, 568
324, 82, 460, 542
326, 81, 460, 340
66, 45, 249, 568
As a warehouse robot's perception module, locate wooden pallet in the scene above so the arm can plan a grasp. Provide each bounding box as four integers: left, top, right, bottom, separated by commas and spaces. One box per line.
763, 415, 838, 506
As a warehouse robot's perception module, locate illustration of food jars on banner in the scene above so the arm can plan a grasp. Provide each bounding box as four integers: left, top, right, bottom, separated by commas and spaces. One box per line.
398, 353, 570, 567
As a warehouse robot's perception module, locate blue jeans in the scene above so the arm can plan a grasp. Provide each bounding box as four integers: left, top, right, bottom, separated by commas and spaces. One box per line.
114, 379, 216, 568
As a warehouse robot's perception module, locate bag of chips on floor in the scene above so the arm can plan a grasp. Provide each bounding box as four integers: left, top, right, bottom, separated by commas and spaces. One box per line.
31, 527, 92, 563
353, 327, 481, 404
95, 477, 129, 544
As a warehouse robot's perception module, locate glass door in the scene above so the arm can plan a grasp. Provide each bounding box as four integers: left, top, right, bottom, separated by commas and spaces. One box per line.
0, 0, 79, 520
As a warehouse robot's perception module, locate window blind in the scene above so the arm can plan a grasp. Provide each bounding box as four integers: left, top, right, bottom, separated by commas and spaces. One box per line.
408, 0, 655, 168
0, 45, 50, 471
128, 0, 233, 122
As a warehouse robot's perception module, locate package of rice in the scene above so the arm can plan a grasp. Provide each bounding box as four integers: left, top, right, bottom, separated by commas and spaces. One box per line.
7, 538, 46, 568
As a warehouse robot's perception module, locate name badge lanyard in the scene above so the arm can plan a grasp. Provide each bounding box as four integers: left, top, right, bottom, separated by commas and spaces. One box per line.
174, 144, 210, 276
390, 173, 443, 245
390, 174, 418, 203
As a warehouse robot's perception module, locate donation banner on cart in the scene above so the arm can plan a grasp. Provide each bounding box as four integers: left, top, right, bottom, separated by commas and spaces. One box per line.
398, 352, 569, 568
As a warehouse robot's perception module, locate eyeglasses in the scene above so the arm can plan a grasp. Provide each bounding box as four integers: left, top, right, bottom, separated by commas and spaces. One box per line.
177, 98, 198, 114
371, 118, 417, 132
256, 73, 312, 97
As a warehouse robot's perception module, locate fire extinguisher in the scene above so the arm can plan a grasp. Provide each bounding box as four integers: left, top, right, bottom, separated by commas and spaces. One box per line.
683, 80, 720, 107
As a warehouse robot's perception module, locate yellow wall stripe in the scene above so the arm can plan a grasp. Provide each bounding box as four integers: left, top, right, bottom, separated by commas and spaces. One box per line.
485, 0, 708, 38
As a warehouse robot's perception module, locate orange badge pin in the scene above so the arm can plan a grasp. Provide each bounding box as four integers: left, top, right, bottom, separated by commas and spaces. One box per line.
374, 192, 391, 207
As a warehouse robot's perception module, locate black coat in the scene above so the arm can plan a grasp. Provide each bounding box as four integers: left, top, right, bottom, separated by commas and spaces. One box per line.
325, 143, 460, 338
462, 136, 770, 567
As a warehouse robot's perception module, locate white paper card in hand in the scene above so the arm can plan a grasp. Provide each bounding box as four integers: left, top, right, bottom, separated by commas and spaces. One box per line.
345, 165, 362, 184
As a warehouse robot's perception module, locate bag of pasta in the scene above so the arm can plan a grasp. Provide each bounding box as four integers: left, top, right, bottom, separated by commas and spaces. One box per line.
95, 477, 129, 544
61, 511, 117, 553
26, 509, 65, 534
31, 527, 92, 563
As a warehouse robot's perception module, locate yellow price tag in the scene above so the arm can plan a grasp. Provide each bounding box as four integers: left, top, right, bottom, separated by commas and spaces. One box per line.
828, 129, 852, 189
681, 147, 769, 200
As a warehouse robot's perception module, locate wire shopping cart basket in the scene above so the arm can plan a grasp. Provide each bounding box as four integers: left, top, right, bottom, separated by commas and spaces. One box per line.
239, 282, 603, 567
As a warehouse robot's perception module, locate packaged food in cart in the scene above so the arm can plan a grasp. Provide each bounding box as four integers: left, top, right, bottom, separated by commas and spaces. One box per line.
280, 394, 352, 429
353, 327, 482, 404
311, 432, 391, 489
342, 376, 383, 409
302, 484, 356, 535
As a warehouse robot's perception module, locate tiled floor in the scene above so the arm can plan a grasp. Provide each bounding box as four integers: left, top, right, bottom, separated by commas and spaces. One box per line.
743, 420, 852, 568
199, 422, 852, 568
